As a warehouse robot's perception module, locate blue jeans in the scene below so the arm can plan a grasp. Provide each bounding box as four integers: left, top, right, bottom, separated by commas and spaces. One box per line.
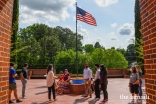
138, 80, 142, 97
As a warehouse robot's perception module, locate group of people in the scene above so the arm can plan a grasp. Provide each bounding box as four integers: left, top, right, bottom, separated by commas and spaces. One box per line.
9, 62, 29, 103
129, 65, 143, 103
9, 61, 143, 103
83, 63, 108, 103
46, 64, 71, 102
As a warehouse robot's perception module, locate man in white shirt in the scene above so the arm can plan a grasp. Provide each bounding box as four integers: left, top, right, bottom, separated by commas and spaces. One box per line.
83, 63, 92, 98
93, 64, 101, 101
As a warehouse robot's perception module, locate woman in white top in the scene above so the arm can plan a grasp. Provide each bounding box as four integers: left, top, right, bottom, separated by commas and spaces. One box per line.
46, 64, 57, 102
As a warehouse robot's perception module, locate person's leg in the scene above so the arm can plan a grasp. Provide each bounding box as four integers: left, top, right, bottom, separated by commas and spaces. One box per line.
48, 87, 51, 100
96, 79, 100, 98
130, 84, 135, 102
104, 84, 108, 100
84, 80, 88, 96
94, 80, 98, 98
138, 80, 142, 97
88, 81, 92, 97
9, 90, 12, 101
23, 79, 27, 98
134, 84, 139, 97
101, 84, 105, 100
13, 90, 18, 100
21, 79, 27, 98
52, 84, 56, 100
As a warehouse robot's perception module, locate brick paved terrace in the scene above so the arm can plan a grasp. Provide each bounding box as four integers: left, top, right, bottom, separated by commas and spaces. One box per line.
10, 78, 146, 104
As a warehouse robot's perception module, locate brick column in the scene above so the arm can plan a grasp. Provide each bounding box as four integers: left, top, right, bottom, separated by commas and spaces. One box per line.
139, 0, 156, 104
0, 0, 14, 104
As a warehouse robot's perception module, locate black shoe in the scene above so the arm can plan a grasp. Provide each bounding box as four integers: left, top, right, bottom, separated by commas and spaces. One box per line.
9, 100, 14, 104
16, 99, 22, 103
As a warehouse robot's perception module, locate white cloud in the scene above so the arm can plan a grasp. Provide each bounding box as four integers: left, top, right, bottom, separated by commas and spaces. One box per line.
118, 23, 134, 36
19, 0, 76, 25
111, 23, 117, 28
107, 32, 119, 41
94, 0, 118, 7
77, 25, 90, 45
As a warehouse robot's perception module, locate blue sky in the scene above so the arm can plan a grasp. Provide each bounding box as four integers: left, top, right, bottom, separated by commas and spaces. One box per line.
19, 0, 135, 49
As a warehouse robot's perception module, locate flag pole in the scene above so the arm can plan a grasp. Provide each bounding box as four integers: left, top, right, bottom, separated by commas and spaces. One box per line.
76, 2, 78, 77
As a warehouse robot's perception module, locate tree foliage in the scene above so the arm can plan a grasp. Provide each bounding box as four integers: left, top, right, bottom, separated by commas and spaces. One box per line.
94, 42, 101, 48
125, 44, 136, 65
16, 24, 83, 69
134, 0, 144, 71
11, 0, 19, 63
84, 44, 95, 53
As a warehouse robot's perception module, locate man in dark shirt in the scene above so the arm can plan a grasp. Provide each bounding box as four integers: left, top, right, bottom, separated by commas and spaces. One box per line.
9, 62, 22, 103
20, 63, 28, 99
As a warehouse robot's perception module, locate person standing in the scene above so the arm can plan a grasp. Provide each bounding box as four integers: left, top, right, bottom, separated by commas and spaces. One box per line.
9, 62, 22, 103
20, 63, 28, 99
128, 67, 139, 103
135, 65, 143, 98
46, 64, 57, 102
93, 64, 101, 101
100, 64, 108, 103
83, 64, 92, 98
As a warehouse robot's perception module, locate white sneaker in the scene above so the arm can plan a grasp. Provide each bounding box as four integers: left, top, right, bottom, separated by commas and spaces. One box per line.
22, 97, 26, 99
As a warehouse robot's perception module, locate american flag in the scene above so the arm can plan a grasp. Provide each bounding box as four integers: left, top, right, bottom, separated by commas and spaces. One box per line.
77, 7, 97, 26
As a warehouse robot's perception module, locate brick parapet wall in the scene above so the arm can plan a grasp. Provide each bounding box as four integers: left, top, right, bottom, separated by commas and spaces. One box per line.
0, 0, 13, 104
28, 68, 127, 78
139, 0, 156, 104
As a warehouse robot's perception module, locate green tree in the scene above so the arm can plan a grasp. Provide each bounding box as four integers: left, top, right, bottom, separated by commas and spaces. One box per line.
116, 48, 126, 56
111, 47, 115, 50
39, 36, 61, 65
84, 44, 95, 53
89, 48, 128, 69
134, 0, 144, 71
94, 42, 101, 48
103, 49, 128, 68
125, 44, 136, 65
17, 37, 41, 68
54, 49, 76, 73
11, 0, 19, 63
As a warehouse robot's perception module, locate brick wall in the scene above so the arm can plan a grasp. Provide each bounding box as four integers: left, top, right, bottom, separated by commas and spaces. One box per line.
0, 0, 13, 104
139, 0, 156, 104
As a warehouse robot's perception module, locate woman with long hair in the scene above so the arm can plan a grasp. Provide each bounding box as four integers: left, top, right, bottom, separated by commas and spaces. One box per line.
46, 64, 57, 102
135, 65, 143, 98
128, 67, 139, 103
100, 64, 108, 103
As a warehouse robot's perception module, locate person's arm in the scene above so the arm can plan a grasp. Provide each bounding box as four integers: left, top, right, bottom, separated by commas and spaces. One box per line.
66, 74, 70, 82
11, 69, 17, 78
93, 71, 98, 82
133, 73, 139, 85
89, 70, 92, 81
20, 69, 25, 80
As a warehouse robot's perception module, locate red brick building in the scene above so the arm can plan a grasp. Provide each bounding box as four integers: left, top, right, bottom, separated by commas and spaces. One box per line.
0, 0, 13, 104
139, 0, 156, 104
0, 0, 156, 104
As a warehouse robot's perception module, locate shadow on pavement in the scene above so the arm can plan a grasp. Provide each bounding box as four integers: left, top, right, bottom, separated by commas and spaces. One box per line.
73, 98, 87, 104
35, 91, 48, 95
